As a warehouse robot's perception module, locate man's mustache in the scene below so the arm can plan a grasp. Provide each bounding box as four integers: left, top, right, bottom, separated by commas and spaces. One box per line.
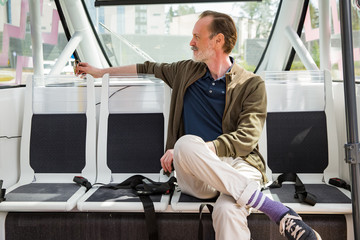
191, 46, 198, 51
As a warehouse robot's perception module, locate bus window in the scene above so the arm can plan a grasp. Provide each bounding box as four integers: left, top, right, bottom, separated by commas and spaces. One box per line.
0, 0, 70, 86
289, 1, 320, 72
83, 0, 279, 72
290, 0, 360, 81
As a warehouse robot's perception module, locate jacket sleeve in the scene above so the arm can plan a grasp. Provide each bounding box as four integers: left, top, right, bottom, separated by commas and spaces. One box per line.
136, 61, 179, 88
213, 80, 267, 157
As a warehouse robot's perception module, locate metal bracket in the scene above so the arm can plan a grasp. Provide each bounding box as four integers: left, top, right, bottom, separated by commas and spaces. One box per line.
344, 143, 360, 164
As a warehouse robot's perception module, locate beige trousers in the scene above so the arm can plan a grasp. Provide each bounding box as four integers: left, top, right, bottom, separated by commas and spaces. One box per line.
173, 135, 263, 240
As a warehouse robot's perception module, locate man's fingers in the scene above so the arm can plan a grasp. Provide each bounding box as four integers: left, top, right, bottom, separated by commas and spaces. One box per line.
160, 151, 173, 173
75, 62, 88, 76
163, 156, 171, 173
75, 66, 83, 76
165, 155, 172, 173
160, 155, 166, 172
77, 62, 87, 67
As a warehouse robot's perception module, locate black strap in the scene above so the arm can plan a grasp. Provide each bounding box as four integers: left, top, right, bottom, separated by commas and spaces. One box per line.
139, 195, 158, 240
106, 175, 177, 195
0, 180, 6, 203
102, 175, 176, 240
73, 176, 92, 192
269, 173, 317, 206
198, 203, 214, 240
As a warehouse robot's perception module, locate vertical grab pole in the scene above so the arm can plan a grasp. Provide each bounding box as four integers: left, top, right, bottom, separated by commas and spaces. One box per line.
319, 0, 331, 71
339, 1, 360, 239
29, 0, 44, 76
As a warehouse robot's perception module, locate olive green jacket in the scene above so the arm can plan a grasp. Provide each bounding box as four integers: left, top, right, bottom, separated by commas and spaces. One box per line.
137, 60, 268, 182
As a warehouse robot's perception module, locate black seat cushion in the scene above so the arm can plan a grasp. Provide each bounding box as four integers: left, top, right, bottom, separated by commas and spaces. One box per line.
107, 113, 164, 173
30, 114, 86, 173
267, 111, 328, 173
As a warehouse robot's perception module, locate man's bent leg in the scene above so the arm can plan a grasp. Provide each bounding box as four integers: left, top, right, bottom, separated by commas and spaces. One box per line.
174, 135, 322, 240
174, 154, 219, 199
211, 158, 263, 240
173, 135, 258, 205
213, 194, 251, 240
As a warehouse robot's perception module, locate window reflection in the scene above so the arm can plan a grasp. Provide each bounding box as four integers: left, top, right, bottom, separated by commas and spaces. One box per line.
83, 0, 279, 72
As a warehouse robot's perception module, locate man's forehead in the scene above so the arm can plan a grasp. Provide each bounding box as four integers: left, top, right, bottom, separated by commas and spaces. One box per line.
193, 16, 213, 35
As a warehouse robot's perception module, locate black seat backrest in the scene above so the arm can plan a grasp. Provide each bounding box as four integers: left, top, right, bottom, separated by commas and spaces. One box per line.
107, 113, 164, 173
266, 111, 328, 173
30, 113, 87, 173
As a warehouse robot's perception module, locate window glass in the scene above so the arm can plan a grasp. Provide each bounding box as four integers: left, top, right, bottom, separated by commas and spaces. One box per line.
84, 0, 279, 72
290, 1, 320, 72
0, 0, 69, 86
290, 0, 360, 81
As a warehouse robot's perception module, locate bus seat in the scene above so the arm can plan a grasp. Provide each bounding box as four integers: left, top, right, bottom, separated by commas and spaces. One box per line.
258, 70, 351, 215
170, 189, 217, 212
77, 74, 171, 212
0, 75, 97, 212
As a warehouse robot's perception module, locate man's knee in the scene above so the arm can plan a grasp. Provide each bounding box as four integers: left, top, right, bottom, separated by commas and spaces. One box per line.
174, 135, 202, 160
175, 134, 201, 149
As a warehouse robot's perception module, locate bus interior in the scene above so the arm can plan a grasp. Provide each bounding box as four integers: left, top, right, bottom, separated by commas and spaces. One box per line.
0, 0, 360, 239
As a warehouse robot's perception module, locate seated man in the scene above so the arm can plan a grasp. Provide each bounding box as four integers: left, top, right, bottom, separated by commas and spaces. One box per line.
76, 10, 321, 240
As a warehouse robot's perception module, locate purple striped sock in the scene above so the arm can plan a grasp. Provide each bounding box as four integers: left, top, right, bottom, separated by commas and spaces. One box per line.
247, 190, 289, 224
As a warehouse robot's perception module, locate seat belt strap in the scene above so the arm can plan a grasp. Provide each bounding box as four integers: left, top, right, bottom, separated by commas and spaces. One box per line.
101, 175, 176, 240
139, 195, 158, 240
198, 203, 214, 240
269, 172, 317, 206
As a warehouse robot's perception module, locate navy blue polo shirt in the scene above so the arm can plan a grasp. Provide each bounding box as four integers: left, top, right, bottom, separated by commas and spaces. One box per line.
183, 61, 233, 142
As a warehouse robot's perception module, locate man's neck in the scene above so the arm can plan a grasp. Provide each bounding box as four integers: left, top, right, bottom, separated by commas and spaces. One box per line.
205, 54, 232, 80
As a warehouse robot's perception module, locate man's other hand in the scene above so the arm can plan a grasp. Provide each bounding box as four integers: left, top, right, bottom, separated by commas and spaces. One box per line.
160, 149, 174, 174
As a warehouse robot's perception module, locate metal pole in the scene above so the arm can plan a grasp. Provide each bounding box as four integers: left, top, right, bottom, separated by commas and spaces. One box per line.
63, 0, 103, 68
319, 0, 331, 71
29, 0, 44, 76
339, 1, 360, 239
284, 26, 319, 70
49, 32, 83, 75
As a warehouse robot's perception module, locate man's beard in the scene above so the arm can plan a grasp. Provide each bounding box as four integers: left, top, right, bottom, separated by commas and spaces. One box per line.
191, 45, 215, 62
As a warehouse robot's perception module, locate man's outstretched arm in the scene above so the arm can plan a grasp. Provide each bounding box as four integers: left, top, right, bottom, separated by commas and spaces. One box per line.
75, 62, 137, 78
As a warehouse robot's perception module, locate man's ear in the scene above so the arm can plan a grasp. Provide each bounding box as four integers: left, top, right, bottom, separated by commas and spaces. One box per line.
215, 33, 225, 49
